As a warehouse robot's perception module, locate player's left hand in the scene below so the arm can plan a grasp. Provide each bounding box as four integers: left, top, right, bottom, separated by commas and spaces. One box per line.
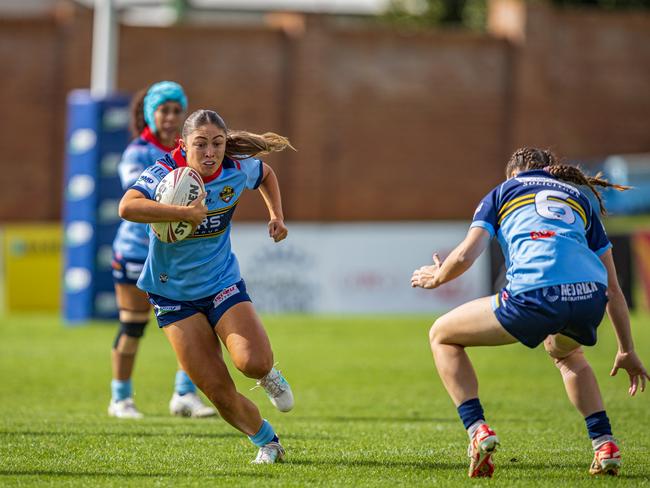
610, 350, 650, 396
411, 253, 442, 289
269, 219, 288, 242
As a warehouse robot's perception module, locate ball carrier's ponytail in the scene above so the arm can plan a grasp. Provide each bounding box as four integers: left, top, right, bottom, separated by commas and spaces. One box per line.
182, 110, 295, 159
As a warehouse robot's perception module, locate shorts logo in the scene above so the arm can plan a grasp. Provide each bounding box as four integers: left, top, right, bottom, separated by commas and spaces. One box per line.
501, 290, 509, 302
213, 285, 239, 308
125, 262, 144, 281
220, 186, 235, 203
160, 273, 168, 283
559, 282, 597, 302
542, 286, 561, 303
153, 304, 181, 316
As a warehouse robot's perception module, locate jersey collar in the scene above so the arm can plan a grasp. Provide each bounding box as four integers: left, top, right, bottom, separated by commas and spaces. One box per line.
140, 126, 177, 152
171, 147, 223, 183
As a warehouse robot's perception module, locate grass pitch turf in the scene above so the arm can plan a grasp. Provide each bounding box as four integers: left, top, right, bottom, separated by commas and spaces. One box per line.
1, 312, 649, 486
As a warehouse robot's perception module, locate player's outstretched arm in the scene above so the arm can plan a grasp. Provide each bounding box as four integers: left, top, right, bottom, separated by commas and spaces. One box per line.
118, 188, 207, 228
599, 249, 650, 395
411, 227, 490, 289
258, 163, 287, 243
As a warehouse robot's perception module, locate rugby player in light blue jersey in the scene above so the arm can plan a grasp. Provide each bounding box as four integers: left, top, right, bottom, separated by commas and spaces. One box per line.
411, 148, 649, 478
118, 109, 295, 464
109, 82, 215, 420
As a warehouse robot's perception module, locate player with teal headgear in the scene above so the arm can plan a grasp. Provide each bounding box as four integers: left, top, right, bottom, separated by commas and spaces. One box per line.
143, 81, 188, 134
109, 81, 216, 420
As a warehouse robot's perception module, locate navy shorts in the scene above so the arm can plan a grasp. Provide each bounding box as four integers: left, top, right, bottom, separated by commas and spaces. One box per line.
148, 280, 251, 328
492, 282, 608, 348
112, 253, 145, 286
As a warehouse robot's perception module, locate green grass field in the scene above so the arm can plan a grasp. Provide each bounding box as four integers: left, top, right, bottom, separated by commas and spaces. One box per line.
1, 311, 650, 487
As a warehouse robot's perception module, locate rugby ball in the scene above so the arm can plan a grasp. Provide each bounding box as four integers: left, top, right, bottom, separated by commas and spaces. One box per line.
151, 167, 205, 243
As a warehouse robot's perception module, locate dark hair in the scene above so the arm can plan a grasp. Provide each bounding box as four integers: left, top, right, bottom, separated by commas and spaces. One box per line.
129, 86, 149, 137
506, 147, 629, 215
182, 109, 295, 158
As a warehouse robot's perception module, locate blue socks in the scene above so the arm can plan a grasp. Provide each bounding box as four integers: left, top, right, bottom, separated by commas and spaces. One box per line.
113, 371, 196, 401
174, 370, 197, 396
585, 411, 612, 439
111, 379, 132, 401
248, 420, 279, 447
457, 398, 485, 430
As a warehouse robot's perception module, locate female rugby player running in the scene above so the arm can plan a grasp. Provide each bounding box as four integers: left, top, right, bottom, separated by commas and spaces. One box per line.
119, 109, 294, 464
411, 147, 649, 478
109, 81, 215, 419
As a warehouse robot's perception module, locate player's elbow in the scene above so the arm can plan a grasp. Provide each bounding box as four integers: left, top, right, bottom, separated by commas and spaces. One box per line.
606, 282, 626, 305
118, 197, 134, 221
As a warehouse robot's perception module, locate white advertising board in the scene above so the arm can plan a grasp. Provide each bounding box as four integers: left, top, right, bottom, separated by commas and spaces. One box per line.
230, 222, 490, 314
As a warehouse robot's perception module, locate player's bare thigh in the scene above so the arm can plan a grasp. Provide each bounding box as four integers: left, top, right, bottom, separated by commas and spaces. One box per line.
163, 313, 235, 395
429, 296, 518, 347
215, 301, 273, 379
115, 283, 150, 320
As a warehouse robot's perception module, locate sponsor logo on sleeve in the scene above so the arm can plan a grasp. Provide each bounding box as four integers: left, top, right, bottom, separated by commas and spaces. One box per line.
136, 173, 158, 192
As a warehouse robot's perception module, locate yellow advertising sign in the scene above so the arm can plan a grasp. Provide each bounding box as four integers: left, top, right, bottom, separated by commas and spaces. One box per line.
3, 224, 62, 312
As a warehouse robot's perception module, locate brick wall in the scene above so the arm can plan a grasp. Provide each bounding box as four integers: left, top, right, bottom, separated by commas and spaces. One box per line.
0, 1, 648, 222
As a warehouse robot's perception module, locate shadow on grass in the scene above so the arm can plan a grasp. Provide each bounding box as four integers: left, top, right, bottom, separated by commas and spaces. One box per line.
0, 430, 338, 441
0, 430, 240, 439
291, 458, 649, 479
291, 415, 455, 424
0, 470, 270, 479
289, 458, 465, 470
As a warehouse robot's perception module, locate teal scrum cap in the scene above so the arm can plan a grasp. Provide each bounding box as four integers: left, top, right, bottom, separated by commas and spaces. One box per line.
143, 81, 188, 133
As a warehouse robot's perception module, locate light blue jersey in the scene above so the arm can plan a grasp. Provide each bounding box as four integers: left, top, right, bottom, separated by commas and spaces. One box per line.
131, 148, 264, 301
113, 129, 175, 260
471, 170, 611, 295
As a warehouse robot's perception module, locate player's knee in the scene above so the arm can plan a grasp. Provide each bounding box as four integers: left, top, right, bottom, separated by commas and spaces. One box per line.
113, 320, 147, 352
429, 317, 448, 347
233, 353, 273, 379
548, 346, 588, 377
119, 309, 150, 323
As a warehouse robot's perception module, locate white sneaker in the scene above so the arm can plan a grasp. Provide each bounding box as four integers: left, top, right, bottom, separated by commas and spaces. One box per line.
256, 367, 294, 412
169, 392, 218, 418
251, 441, 285, 464
108, 398, 143, 419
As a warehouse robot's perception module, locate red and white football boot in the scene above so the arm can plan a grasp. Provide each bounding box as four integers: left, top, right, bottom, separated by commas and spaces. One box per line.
467, 423, 499, 478
589, 440, 621, 476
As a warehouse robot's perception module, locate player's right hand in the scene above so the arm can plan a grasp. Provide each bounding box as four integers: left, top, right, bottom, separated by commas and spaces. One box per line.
610, 350, 650, 396
185, 192, 208, 228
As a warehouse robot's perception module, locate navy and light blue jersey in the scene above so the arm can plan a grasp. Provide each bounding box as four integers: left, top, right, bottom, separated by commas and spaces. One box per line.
132, 147, 264, 301
471, 170, 611, 295
113, 128, 175, 260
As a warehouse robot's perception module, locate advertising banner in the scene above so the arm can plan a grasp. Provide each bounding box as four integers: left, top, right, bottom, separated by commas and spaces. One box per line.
3, 224, 62, 312
231, 222, 490, 313
62, 90, 129, 322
